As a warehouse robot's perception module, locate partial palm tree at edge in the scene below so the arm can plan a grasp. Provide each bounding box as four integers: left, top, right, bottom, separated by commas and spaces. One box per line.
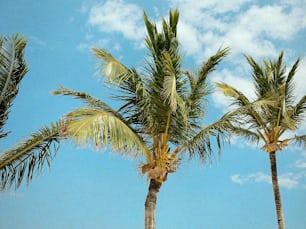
216, 51, 306, 229
0, 34, 63, 190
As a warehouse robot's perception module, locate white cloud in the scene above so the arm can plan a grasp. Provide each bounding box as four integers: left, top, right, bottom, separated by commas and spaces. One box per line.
295, 150, 306, 169
230, 171, 305, 189
29, 36, 46, 47
88, 0, 145, 41
169, 0, 306, 61
294, 55, 306, 100
177, 20, 202, 56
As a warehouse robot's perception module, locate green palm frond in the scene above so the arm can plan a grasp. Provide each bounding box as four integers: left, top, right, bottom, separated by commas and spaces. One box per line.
290, 95, 306, 125
64, 108, 151, 162
0, 34, 28, 138
285, 57, 300, 104
52, 86, 115, 112
0, 121, 63, 190
183, 111, 236, 162
187, 48, 230, 117
293, 134, 306, 148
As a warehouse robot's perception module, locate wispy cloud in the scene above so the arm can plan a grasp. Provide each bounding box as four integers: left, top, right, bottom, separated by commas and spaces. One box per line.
295, 151, 306, 169
230, 171, 306, 189
29, 36, 46, 47
88, 0, 145, 41
1, 191, 24, 198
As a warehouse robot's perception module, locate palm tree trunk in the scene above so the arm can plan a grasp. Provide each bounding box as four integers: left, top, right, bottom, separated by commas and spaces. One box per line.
145, 179, 162, 229
269, 152, 285, 229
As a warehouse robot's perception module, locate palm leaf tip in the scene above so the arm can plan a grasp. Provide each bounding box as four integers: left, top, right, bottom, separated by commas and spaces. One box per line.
92, 48, 128, 85
215, 82, 240, 99
0, 121, 63, 190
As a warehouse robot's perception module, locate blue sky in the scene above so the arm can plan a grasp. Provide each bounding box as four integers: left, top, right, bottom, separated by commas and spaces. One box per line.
1, 0, 306, 228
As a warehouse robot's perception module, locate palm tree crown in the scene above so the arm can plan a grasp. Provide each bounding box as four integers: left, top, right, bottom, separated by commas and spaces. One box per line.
216, 51, 306, 151
53, 10, 230, 182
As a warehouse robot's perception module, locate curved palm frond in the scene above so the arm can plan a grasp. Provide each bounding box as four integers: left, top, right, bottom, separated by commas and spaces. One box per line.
0, 34, 28, 138
179, 48, 230, 130
64, 107, 151, 162
182, 111, 238, 162
92, 48, 129, 86
0, 121, 63, 190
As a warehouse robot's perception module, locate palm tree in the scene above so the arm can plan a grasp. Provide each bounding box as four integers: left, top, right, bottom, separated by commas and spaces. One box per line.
0, 35, 63, 190
1, 10, 231, 229
216, 51, 306, 229
53, 10, 230, 229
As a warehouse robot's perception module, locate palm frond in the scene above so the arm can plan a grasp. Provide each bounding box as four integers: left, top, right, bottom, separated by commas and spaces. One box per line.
215, 82, 276, 132
183, 111, 237, 162
0, 121, 63, 190
293, 134, 306, 148
92, 48, 129, 85
0, 34, 28, 138
290, 95, 306, 125
285, 57, 300, 104
162, 51, 178, 111
64, 108, 152, 162
187, 48, 230, 120
52, 86, 115, 112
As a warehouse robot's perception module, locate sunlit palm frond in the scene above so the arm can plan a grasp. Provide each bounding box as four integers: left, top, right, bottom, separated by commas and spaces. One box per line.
0, 34, 28, 138
64, 108, 151, 162
215, 82, 241, 99
161, 51, 186, 116
92, 48, 129, 85
162, 51, 178, 111
0, 121, 63, 190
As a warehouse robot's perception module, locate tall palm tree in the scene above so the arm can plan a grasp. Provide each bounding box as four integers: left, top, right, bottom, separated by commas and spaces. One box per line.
1, 10, 231, 229
0, 35, 63, 190
216, 51, 306, 229
53, 10, 231, 229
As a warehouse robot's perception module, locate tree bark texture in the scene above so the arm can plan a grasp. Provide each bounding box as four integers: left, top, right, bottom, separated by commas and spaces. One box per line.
145, 179, 162, 229
269, 152, 285, 229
